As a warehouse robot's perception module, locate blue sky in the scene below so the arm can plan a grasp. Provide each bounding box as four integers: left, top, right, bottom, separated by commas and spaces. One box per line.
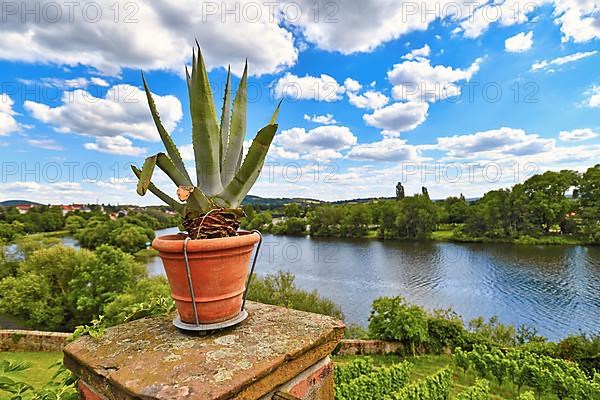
0, 0, 598, 204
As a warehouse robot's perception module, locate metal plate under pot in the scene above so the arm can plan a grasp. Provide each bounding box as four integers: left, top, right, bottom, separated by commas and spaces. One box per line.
173, 310, 249, 333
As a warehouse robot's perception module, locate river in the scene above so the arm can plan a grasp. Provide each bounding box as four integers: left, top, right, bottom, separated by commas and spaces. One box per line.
77, 228, 600, 341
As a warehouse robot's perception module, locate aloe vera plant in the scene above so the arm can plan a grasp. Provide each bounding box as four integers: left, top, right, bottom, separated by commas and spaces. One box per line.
132, 44, 280, 239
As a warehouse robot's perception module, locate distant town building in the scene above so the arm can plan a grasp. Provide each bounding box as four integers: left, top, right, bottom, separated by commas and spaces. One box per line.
61, 204, 91, 216
15, 204, 34, 214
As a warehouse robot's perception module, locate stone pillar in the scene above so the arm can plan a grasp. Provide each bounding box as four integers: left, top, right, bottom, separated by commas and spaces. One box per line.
64, 302, 344, 400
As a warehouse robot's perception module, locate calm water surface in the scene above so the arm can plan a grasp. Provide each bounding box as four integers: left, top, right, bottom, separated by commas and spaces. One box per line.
70, 229, 600, 340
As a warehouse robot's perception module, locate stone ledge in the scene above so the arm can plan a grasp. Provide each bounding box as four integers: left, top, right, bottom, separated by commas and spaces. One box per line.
0, 329, 70, 352
64, 301, 344, 400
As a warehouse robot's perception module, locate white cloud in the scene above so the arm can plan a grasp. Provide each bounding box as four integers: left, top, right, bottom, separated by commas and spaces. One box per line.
90, 77, 110, 87
347, 138, 420, 161
586, 86, 600, 108
84, 136, 147, 156
553, 0, 600, 43
0, 0, 297, 77
303, 113, 337, 124
402, 44, 431, 60
531, 50, 598, 71
559, 128, 599, 141
363, 102, 429, 135
388, 56, 482, 102
348, 90, 389, 110
26, 138, 64, 151
273, 73, 344, 102
19, 77, 104, 90
285, 1, 441, 54
0, 94, 21, 136
25, 84, 182, 142
273, 125, 357, 160
458, 0, 541, 39
505, 31, 534, 53
436, 127, 555, 158
0, 182, 93, 204
344, 78, 362, 92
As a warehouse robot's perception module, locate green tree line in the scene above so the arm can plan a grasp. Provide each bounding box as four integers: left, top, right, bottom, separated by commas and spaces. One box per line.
242, 165, 600, 244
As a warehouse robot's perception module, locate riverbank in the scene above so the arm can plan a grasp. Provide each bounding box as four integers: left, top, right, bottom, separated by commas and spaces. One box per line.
296, 229, 591, 246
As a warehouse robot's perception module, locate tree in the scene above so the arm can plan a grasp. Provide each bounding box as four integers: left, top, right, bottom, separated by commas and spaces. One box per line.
76, 218, 113, 249
517, 170, 580, 234
65, 215, 86, 234
0, 222, 16, 241
109, 224, 154, 253
394, 195, 438, 240
283, 203, 302, 218
0, 244, 145, 331
443, 195, 469, 224
340, 205, 370, 237
0, 246, 93, 330
396, 182, 405, 200
68, 245, 144, 323
580, 165, 600, 243
308, 206, 342, 236
274, 217, 306, 235
368, 296, 429, 355
462, 190, 514, 239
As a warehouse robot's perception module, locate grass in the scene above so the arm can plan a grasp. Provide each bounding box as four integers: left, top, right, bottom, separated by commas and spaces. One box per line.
333, 354, 549, 399
431, 230, 454, 241
0, 352, 62, 392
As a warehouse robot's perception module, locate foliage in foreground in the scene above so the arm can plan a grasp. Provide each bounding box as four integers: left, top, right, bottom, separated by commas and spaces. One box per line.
386, 368, 452, 400
0, 359, 77, 400
0, 240, 151, 331
454, 378, 490, 400
454, 345, 600, 399
335, 361, 413, 400
366, 296, 600, 378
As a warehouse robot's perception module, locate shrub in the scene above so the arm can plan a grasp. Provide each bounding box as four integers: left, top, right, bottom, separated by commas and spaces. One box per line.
368, 296, 428, 355
247, 271, 343, 319
427, 308, 466, 352
103, 276, 171, 324
334, 357, 374, 386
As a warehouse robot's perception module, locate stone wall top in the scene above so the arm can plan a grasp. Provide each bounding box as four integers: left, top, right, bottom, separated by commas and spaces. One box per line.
64, 301, 344, 400
0, 329, 70, 352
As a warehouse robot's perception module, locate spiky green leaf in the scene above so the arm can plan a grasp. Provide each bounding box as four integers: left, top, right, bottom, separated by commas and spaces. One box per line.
217, 124, 278, 207
269, 99, 283, 124
141, 73, 190, 182
136, 154, 157, 196
189, 44, 223, 195
131, 165, 184, 214
221, 60, 248, 186
219, 66, 232, 172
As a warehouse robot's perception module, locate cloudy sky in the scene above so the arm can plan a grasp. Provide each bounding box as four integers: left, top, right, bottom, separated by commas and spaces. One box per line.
0, 0, 598, 204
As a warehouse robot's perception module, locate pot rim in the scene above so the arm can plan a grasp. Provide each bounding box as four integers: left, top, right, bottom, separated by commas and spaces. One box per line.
152, 230, 260, 253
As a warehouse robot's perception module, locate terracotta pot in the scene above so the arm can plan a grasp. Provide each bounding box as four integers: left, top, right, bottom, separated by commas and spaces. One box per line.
152, 231, 260, 324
